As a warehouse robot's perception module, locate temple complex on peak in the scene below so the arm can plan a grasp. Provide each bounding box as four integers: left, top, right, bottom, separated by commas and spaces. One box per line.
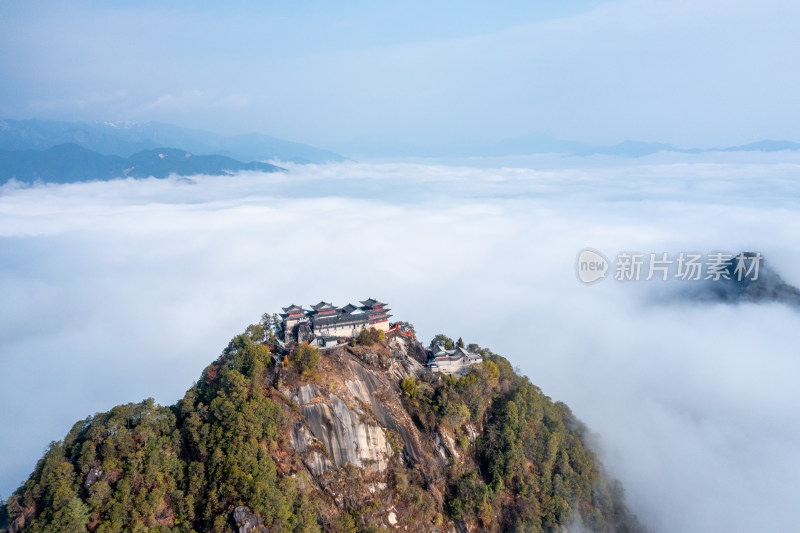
279, 298, 391, 344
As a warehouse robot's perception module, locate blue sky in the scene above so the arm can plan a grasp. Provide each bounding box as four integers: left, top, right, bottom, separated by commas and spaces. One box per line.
2, 1, 799, 151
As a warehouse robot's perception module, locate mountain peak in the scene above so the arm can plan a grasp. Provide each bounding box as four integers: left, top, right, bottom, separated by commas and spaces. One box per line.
1, 316, 646, 533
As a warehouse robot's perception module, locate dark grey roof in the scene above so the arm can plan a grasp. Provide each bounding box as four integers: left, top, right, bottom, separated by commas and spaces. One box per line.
312, 311, 392, 328
313, 313, 366, 327
282, 304, 305, 314
311, 301, 335, 311
429, 345, 481, 362
428, 355, 467, 366
340, 303, 358, 313
360, 298, 385, 308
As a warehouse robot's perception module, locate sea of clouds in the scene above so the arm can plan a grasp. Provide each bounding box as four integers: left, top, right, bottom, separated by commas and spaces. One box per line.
1, 152, 799, 532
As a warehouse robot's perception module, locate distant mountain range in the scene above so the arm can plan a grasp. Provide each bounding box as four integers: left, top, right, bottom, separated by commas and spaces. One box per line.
573, 139, 800, 157
0, 119, 345, 164
334, 134, 800, 158
0, 144, 283, 183
1, 119, 799, 184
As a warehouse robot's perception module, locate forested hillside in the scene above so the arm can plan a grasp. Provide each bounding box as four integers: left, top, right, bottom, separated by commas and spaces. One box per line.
1, 324, 645, 533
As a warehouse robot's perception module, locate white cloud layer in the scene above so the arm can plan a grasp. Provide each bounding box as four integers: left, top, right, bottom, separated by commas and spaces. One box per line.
1, 154, 799, 532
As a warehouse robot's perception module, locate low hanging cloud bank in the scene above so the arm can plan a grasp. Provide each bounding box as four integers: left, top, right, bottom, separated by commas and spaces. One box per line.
1, 155, 799, 533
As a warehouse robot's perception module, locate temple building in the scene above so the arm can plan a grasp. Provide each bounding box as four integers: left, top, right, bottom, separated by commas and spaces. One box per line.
427, 344, 483, 375
280, 298, 392, 343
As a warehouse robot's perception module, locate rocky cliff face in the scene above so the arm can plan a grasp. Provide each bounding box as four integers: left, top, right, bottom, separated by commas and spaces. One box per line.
282, 336, 428, 474
286, 382, 393, 473
278, 336, 440, 480
272, 334, 467, 530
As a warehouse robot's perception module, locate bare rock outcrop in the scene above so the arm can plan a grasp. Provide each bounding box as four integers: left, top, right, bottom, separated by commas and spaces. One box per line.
388, 334, 428, 366
232, 505, 267, 533
84, 465, 103, 490
285, 383, 393, 472
283, 332, 432, 477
